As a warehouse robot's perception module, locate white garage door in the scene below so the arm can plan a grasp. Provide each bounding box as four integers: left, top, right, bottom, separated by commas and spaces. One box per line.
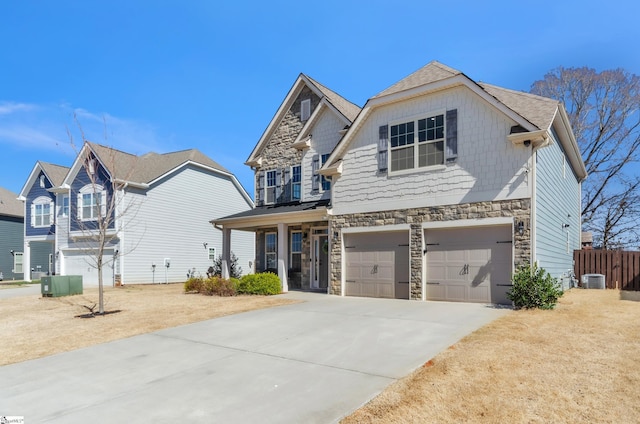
425, 226, 512, 304
63, 250, 114, 286
344, 232, 410, 299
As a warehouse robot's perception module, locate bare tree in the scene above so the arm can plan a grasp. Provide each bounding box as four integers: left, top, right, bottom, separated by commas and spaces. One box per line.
531, 67, 640, 249
67, 119, 143, 314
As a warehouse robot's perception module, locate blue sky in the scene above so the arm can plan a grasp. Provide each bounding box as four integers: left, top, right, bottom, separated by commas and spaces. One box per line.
1, 0, 638, 197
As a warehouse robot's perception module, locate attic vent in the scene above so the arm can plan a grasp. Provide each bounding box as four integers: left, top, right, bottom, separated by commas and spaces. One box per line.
301, 99, 311, 121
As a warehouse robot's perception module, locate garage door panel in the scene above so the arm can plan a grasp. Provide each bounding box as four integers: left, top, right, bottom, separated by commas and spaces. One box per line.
425, 226, 512, 304
344, 232, 408, 300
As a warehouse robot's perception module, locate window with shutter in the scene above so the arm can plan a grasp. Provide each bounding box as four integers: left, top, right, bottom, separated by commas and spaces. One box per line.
32, 196, 53, 227
378, 125, 388, 173
386, 109, 457, 173
291, 165, 301, 201
311, 154, 319, 193
78, 184, 106, 221
320, 154, 331, 191
283, 168, 291, 202
265, 170, 277, 204
256, 173, 264, 206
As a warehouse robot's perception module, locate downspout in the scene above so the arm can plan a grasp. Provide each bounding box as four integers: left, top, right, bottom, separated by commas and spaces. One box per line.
530, 143, 538, 266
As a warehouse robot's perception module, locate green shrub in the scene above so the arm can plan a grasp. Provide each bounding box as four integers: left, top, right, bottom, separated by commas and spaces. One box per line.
184, 277, 204, 293
238, 272, 281, 295
208, 252, 243, 279
507, 262, 563, 310
202, 276, 238, 297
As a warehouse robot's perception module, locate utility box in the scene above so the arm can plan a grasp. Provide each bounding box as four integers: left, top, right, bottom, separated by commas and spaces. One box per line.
41, 276, 83, 297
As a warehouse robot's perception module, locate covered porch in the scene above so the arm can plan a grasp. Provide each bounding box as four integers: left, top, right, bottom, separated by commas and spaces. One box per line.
212, 200, 331, 292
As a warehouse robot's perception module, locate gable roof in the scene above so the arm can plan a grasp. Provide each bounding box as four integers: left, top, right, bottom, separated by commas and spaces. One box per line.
322, 60, 586, 181
246, 74, 361, 165
372, 61, 462, 99
86, 142, 231, 185
0, 186, 23, 218
18, 161, 71, 199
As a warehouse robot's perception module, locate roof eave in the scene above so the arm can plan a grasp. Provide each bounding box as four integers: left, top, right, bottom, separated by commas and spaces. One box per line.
211, 206, 328, 230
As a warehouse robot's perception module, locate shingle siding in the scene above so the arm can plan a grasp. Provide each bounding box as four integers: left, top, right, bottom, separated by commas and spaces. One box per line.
332, 86, 531, 215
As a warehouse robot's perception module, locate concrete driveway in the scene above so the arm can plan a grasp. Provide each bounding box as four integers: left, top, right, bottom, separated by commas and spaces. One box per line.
0, 291, 509, 423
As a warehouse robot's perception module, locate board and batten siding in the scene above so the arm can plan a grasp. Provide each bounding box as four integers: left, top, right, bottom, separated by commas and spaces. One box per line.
120, 165, 254, 284
332, 86, 531, 215
302, 107, 344, 202
0, 216, 24, 279
24, 170, 56, 237
534, 128, 581, 280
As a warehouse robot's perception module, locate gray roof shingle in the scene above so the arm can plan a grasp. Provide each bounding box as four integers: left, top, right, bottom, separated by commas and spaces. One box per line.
372, 61, 462, 99
305, 75, 361, 122
0, 186, 23, 218
40, 162, 70, 187
88, 142, 230, 184
479, 83, 559, 130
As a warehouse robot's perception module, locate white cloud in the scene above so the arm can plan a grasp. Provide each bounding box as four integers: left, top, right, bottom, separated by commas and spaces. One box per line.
0, 102, 37, 115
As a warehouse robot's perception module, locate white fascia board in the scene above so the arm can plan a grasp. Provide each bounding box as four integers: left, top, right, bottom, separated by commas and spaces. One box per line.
212, 208, 327, 230
507, 129, 551, 148
554, 107, 587, 181
18, 162, 44, 198
318, 160, 342, 176
246, 74, 326, 164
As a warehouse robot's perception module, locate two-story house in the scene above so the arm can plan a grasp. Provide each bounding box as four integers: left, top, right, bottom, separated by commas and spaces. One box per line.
20, 142, 255, 285
214, 61, 587, 304
0, 186, 25, 280
213, 74, 360, 291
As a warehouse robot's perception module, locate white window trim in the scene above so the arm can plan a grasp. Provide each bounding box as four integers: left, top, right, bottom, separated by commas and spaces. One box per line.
77, 184, 107, 222
319, 154, 331, 193
61, 194, 69, 217
13, 252, 23, 274
265, 232, 277, 270
301, 99, 311, 121
388, 109, 447, 175
290, 231, 302, 270
31, 196, 54, 228
265, 170, 277, 205
291, 165, 302, 201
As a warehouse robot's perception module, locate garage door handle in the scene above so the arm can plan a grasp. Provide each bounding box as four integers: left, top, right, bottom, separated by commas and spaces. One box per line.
346, 280, 356, 283
426, 282, 440, 285
398, 281, 409, 284
496, 284, 513, 287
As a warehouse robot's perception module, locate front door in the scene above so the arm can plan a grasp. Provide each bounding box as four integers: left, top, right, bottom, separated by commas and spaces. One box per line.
311, 234, 329, 290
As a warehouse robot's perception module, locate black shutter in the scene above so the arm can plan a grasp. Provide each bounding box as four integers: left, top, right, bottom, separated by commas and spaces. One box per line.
378, 125, 388, 173
446, 109, 458, 162
284, 168, 291, 202
311, 154, 319, 193
256, 173, 264, 206
275, 169, 282, 203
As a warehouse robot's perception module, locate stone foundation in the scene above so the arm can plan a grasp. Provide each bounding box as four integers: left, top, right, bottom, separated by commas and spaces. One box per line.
329, 199, 531, 299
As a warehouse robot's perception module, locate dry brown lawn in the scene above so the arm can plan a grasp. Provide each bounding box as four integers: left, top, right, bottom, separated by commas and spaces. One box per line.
0, 283, 297, 366
343, 289, 640, 424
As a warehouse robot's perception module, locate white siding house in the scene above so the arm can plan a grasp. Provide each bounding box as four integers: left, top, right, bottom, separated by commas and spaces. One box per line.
20, 142, 254, 286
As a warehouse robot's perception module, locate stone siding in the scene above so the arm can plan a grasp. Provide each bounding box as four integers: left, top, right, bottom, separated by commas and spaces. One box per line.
330, 199, 531, 299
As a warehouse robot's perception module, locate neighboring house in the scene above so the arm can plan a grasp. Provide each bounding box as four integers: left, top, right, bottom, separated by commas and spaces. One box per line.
214, 61, 587, 304
0, 186, 25, 280
19, 142, 254, 285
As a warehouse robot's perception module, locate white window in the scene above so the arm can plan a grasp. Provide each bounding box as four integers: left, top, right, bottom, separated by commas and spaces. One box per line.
265, 232, 277, 270
208, 247, 216, 261
77, 185, 106, 221
290, 231, 302, 271
61, 195, 69, 217
320, 154, 331, 191
301, 99, 311, 121
31, 196, 54, 227
390, 113, 445, 172
265, 170, 277, 204
291, 165, 301, 201
13, 252, 23, 274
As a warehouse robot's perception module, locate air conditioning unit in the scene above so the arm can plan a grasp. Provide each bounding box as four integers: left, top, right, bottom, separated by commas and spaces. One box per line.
581, 274, 605, 289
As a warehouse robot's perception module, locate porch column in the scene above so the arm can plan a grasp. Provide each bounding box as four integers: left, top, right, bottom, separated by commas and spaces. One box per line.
23, 240, 31, 282
277, 222, 288, 292
221, 228, 231, 279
